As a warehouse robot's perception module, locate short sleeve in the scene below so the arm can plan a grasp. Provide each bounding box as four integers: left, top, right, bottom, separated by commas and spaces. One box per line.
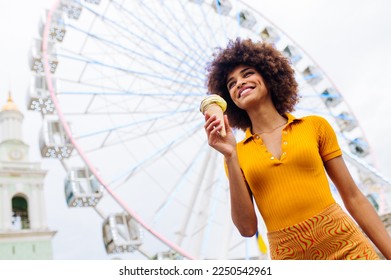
317, 117, 342, 162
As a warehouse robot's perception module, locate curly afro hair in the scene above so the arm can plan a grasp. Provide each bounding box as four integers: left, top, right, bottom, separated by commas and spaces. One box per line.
205, 38, 299, 131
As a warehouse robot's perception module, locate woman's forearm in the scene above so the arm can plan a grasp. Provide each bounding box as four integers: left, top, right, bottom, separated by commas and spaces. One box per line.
344, 193, 391, 259
225, 152, 258, 237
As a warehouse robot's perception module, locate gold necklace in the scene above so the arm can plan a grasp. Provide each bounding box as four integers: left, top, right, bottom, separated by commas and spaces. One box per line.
254, 121, 287, 134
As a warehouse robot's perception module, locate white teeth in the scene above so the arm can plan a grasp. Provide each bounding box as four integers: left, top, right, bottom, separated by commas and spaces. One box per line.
239, 88, 251, 98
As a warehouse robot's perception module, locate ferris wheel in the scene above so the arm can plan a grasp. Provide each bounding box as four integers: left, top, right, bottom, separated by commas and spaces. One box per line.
27, 0, 391, 260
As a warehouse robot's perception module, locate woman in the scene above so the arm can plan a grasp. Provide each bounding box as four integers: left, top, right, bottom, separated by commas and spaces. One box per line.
203, 38, 391, 260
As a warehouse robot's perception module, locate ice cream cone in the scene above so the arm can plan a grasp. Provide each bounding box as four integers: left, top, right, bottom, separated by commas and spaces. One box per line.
200, 94, 227, 137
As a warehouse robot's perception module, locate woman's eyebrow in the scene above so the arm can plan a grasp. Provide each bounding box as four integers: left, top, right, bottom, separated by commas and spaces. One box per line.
226, 67, 252, 85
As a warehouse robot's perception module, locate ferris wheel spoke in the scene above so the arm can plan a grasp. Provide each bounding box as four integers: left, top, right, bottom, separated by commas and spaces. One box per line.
73, 2, 205, 78
152, 144, 211, 223
106, 121, 204, 186
66, 119, 202, 173
57, 51, 203, 89
57, 88, 202, 116
100, 1, 207, 75
135, 1, 210, 64
172, 1, 219, 52
59, 89, 202, 97
72, 105, 198, 138
64, 25, 204, 82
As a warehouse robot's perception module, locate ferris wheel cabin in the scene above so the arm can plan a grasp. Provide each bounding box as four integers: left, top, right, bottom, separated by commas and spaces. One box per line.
102, 213, 142, 254
64, 167, 103, 207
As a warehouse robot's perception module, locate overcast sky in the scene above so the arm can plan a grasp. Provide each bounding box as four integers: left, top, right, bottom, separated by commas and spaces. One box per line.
1, 0, 391, 259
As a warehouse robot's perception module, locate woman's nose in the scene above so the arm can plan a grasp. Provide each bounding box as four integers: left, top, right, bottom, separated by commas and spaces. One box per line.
237, 80, 246, 88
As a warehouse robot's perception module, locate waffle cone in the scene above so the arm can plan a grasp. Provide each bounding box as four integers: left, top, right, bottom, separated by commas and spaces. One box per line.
204, 103, 226, 137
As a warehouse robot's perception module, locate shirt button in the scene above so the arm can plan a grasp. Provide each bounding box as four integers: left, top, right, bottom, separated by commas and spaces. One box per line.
283, 141, 288, 145
283, 131, 288, 135
270, 156, 275, 160
255, 135, 260, 139
282, 152, 286, 156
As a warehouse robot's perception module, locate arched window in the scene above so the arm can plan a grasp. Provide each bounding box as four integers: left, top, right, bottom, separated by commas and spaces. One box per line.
11, 195, 30, 230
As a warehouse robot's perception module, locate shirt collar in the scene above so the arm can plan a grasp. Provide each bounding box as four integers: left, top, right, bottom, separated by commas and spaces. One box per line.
243, 113, 302, 143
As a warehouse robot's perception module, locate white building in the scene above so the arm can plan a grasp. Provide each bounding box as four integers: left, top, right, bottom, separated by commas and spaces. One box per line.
0, 93, 55, 259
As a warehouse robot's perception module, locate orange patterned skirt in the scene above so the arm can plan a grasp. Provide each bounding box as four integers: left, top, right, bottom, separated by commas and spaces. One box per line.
267, 203, 379, 260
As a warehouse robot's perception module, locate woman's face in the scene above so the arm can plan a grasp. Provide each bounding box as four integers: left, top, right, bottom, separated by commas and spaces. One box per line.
226, 65, 269, 110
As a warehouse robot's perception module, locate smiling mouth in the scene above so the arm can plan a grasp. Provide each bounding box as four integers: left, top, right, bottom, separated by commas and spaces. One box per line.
238, 87, 252, 98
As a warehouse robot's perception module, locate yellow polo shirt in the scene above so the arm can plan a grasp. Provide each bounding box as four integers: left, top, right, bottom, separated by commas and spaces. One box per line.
235, 114, 342, 231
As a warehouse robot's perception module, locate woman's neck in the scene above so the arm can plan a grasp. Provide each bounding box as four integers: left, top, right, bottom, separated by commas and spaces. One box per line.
248, 105, 287, 134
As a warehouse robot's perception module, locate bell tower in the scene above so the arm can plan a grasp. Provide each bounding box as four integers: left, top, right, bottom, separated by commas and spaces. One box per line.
0, 93, 56, 259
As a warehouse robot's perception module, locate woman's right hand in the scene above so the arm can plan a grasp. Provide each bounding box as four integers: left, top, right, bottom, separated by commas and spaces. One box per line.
204, 114, 237, 158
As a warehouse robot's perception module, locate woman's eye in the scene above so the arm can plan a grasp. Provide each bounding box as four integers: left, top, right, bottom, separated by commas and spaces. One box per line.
227, 82, 235, 90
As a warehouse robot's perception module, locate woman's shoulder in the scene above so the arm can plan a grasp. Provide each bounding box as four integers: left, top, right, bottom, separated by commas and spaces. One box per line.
301, 114, 328, 122
299, 115, 336, 137
300, 115, 331, 127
